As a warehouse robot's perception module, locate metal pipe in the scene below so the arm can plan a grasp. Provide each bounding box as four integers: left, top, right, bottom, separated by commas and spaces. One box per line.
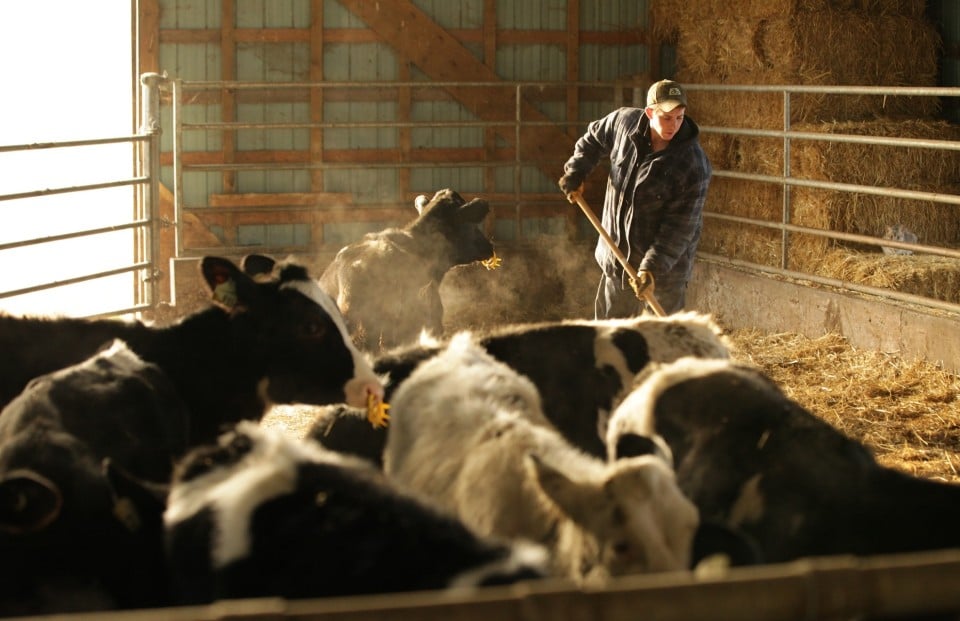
172, 78, 184, 258
0, 177, 150, 203
781, 90, 791, 270
0, 263, 150, 300
514, 83, 522, 237
175, 79, 960, 95
0, 135, 148, 153
704, 212, 960, 260
139, 71, 167, 310
700, 125, 960, 151
0, 220, 150, 253
712, 170, 960, 206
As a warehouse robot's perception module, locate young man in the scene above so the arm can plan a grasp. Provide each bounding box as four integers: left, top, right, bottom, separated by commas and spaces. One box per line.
559, 79, 712, 317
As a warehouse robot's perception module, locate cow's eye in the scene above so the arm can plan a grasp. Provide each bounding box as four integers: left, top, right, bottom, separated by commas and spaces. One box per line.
227, 432, 253, 456
302, 321, 326, 338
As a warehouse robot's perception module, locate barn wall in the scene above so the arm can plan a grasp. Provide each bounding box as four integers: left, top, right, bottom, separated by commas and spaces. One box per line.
142, 0, 652, 251
689, 261, 960, 375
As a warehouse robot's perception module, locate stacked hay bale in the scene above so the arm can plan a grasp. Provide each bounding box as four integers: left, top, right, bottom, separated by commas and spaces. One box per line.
651, 0, 960, 302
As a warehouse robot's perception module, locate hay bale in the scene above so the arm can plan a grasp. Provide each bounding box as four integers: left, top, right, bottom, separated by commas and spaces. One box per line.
793, 185, 960, 243
790, 119, 960, 188
687, 90, 787, 130
668, 0, 927, 23
813, 249, 960, 304
648, 0, 680, 43
705, 118, 960, 266
675, 11, 941, 124
700, 218, 784, 268
700, 178, 786, 267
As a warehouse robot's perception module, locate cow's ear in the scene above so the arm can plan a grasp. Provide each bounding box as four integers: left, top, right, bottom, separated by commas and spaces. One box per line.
103, 459, 168, 534
459, 198, 490, 223
414, 195, 429, 214
526, 453, 600, 528
0, 470, 63, 534
200, 256, 258, 311
242, 254, 276, 277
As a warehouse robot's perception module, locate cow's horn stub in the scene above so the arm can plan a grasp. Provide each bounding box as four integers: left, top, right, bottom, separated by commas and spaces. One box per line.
414, 195, 429, 213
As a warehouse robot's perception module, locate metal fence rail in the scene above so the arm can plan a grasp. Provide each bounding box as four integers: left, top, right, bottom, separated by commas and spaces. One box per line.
169, 79, 960, 315
689, 82, 960, 315
0, 73, 166, 318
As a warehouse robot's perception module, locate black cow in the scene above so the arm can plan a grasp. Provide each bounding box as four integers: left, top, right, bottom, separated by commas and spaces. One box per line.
309, 312, 730, 465
607, 356, 960, 564
318, 188, 495, 351
0, 254, 383, 448
0, 340, 179, 615
163, 422, 548, 604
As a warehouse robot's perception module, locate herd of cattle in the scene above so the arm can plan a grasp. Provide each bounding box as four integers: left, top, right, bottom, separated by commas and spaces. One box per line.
2, 189, 960, 616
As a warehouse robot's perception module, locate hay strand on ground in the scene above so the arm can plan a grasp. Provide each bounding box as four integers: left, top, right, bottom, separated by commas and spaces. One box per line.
729, 329, 960, 482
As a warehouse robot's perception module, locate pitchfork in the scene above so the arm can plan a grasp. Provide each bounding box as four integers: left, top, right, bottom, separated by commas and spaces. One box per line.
566, 191, 667, 317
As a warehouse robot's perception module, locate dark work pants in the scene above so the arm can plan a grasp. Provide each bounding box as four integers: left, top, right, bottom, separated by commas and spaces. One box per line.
594, 272, 686, 319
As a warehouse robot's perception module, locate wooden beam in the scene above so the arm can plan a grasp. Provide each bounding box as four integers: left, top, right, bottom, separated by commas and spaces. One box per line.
398, 61, 412, 197
158, 27, 639, 46
188, 207, 410, 225
162, 146, 556, 167
138, 0, 160, 73
309, 0, 325, 192
565, 0, 580, 140
335, 0, 575, 180
220, 0, 237, 193
482, 0, 497, 207
209, 193, 353, 207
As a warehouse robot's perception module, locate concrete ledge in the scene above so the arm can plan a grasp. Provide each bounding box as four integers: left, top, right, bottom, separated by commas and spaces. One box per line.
689, 260, 960, 374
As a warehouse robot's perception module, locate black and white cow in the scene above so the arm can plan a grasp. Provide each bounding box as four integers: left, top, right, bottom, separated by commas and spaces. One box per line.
0, 340, 180, 615
163, 422, 548, 604
0, 254, 383, 447
383, 334, 699, 584
318, 189, 495, 351
606, 356, 960, 563
309, 311, 731, 464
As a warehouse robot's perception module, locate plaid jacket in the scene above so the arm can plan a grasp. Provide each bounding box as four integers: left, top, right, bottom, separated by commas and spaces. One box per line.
563, 107, 712, 287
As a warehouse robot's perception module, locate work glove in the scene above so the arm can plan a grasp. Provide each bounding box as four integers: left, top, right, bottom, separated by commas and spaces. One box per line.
558, 173, 584, 198
629, 270, 654, 299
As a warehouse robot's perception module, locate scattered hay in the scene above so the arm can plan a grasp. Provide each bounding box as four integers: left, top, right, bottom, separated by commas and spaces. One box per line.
729, 328, 960, 482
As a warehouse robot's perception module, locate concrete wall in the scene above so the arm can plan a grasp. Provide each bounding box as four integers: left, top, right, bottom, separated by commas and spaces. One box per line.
689, 260, 960, 375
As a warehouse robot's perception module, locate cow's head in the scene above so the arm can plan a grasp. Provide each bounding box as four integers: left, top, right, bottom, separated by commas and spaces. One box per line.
201, 255, 383, 410
411, 189, 494, 268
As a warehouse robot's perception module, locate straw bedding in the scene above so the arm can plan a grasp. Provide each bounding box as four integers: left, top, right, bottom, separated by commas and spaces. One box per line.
727, 329, 960, 483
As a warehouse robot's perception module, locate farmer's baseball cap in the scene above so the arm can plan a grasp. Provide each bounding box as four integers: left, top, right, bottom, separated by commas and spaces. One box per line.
646, 79, 688, 112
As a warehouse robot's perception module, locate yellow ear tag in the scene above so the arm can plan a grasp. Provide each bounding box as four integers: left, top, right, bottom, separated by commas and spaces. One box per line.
213, 279, 239, 308
480, 252, 502, 271
367, 393, 390, 429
